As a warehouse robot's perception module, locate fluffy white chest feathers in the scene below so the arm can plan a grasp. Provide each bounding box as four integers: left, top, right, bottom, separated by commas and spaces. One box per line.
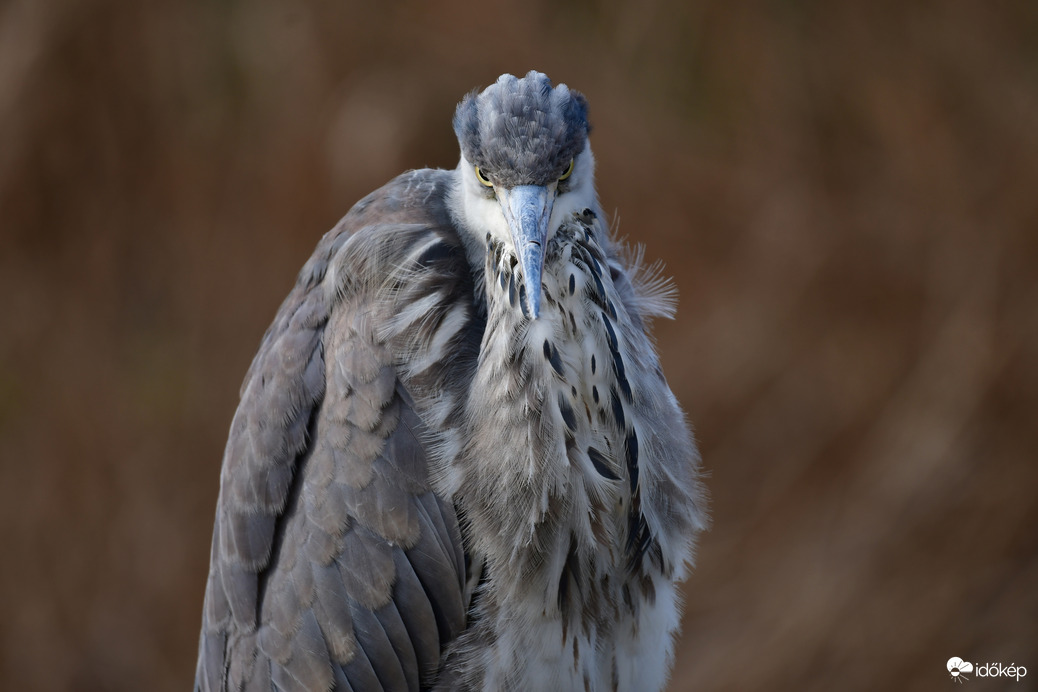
433, 211, 703, 691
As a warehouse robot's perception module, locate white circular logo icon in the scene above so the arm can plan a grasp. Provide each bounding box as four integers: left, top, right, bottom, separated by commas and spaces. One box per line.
948, 657, 974, 682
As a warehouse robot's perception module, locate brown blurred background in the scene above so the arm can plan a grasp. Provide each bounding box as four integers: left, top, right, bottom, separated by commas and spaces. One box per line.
2, 1, 1036, 690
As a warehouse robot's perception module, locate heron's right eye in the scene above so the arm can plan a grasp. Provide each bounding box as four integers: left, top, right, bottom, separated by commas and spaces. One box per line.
475, 166, 493, 187
558, 158, 575, 181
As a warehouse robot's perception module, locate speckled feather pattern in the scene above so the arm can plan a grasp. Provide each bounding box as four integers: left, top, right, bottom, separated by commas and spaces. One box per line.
431, 211, 704, 692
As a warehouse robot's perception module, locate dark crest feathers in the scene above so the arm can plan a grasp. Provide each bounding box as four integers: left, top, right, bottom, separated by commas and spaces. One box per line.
453, 71, 590, 187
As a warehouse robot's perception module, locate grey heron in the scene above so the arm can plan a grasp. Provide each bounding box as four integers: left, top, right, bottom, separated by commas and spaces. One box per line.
196, 71, 706, 692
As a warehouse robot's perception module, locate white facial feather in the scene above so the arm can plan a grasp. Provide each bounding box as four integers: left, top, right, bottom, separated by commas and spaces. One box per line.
449, 147, 599, 257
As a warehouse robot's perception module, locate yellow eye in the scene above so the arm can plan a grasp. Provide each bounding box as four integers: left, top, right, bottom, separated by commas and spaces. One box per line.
475, 166, 493, 187
559, 159, 575, 181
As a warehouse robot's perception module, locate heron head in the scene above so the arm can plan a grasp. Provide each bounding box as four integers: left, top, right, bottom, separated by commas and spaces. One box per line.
452, 71, 596, 319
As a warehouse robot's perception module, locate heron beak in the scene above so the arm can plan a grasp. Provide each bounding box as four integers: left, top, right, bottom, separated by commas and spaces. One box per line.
497, 184, 554, 319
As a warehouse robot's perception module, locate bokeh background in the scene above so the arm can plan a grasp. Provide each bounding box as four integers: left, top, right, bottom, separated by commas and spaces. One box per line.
2, 1, 1036, 690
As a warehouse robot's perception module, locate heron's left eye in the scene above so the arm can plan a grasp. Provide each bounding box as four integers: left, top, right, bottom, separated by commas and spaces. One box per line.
559, 159, 575, 181
475, 166, 493, 187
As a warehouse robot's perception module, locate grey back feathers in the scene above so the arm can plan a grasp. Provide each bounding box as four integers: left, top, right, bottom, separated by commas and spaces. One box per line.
453, 71, 590, 187
196, 72, 705, 692
196, 171, 477, 692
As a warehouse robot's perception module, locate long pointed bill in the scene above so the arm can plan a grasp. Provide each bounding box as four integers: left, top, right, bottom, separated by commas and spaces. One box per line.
497, 184, 554, 319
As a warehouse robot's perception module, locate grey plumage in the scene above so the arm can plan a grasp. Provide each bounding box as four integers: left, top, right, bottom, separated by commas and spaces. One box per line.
196, 72, 706, 692
454, 72, 589, 188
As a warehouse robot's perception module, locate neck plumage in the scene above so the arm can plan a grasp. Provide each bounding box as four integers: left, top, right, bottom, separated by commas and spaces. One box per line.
427, 206, 703, 692
468, 209, 637, 583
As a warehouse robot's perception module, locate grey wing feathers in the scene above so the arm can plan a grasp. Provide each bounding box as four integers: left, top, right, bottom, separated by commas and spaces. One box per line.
196, 170, 473, 692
